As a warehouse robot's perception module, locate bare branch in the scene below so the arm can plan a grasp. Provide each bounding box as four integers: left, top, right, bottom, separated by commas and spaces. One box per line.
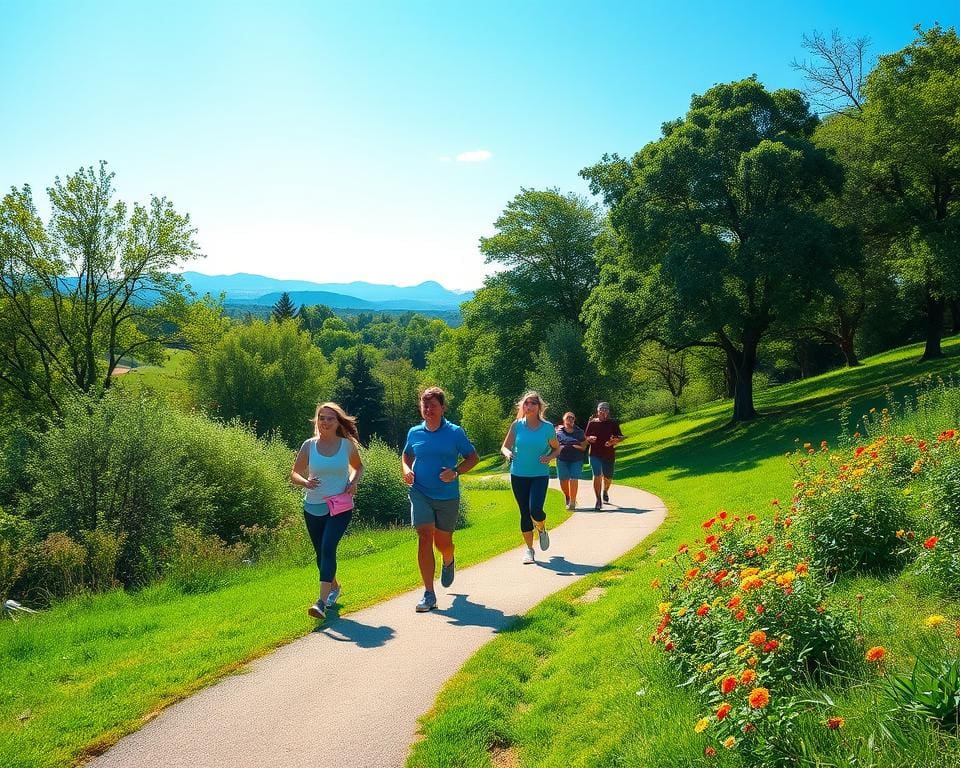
791, 29, 872, 117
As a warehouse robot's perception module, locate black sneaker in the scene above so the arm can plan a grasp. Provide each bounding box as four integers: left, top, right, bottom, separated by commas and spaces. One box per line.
440, 559, 455, 588
603, 490, 610, 503
307, 601, 326, 620
594, 499, 602, 511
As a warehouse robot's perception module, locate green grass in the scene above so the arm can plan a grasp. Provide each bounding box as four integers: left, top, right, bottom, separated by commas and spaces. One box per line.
114, 348, 194, 407
0, 486, 570, 768
408, 338, 960, 768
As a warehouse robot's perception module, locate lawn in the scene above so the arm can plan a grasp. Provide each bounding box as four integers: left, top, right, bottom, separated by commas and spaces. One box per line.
408, 338, 960, 768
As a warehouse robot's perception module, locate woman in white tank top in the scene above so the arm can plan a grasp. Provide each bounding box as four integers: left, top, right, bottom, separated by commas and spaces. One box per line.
290, 402, 363, 620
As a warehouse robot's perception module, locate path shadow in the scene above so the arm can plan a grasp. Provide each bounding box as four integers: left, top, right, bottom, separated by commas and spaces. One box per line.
313, 611, 396, 648
573, 505, 657, 515
436, 593, 516, 631
535, 556, 609, 577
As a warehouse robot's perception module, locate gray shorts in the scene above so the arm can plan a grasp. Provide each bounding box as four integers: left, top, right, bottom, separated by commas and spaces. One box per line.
409, 486, 460, 533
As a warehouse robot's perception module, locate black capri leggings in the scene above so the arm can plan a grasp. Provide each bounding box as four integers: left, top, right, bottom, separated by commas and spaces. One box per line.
303, 509, 353, 582
510, 474, 549, 533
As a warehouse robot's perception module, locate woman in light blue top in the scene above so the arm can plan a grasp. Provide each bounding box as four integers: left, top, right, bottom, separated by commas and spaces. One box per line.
290, 402, 363, 621
501, 390, 561, 564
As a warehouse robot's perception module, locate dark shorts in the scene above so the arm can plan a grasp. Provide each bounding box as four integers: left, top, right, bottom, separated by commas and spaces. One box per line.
409, 486, 460, 532
590, 455, 615, 479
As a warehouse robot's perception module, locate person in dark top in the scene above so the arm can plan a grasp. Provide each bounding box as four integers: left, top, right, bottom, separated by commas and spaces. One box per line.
555, 411, 587, 509
584, 401, 624, 510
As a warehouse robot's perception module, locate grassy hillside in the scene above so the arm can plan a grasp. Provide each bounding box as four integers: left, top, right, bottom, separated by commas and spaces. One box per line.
113, 348, 194, 407
408, 338, 960, 768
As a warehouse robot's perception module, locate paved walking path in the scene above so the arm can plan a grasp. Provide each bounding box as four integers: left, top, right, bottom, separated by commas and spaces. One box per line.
90, 481, 667, 768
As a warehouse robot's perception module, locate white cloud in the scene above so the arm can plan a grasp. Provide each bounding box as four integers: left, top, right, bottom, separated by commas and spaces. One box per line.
455, 149, 492, 163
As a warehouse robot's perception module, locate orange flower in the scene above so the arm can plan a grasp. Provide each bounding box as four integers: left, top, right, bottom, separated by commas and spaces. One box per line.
694, 550, 708, 563
702, 518, 716, 529
825, 716, 845, 730
678, 543, 689, 554
734, 610, 746, 621
727, 595, 742, 609
747, 687, 770, 708
687, 568, 700, 579
865, 646, 887, 663
749, 630, 767, 646
650, 578, 661, 589
720, 676, 737, 694
704, 746, 717, 757
723, 736, 736, 749
923, 536, 938, 550
763, 639, 780, 653
697, 604, 711, 617
716, 702, 732, 720
741, 669, 757, 685
795, 562, 809, 575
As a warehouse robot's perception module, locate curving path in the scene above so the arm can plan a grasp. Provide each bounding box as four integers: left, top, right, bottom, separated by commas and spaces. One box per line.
89, 481, 667, 768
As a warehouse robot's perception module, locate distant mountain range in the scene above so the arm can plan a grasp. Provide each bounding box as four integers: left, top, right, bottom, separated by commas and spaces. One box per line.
178, 272, 474, 311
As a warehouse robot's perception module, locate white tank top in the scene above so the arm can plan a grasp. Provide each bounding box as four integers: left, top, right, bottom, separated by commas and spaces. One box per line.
304, 437, 351, 505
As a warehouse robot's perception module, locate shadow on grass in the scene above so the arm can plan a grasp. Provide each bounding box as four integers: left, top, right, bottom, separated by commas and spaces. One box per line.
314, 612, 396, 648
614, 343, 960, 483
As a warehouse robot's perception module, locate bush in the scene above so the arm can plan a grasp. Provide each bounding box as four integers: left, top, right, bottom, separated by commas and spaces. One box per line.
354, 437, 411, 527
793, 436, 915, 576
37, 532, 86, 598
20, 390, 303, 596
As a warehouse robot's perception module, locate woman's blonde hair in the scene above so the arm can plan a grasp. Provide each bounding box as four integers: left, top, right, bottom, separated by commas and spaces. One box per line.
514, 390, 548, 421
312, 402, 361, 445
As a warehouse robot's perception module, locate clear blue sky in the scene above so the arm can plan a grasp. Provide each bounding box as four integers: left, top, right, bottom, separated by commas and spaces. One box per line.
1, 1, 955, 290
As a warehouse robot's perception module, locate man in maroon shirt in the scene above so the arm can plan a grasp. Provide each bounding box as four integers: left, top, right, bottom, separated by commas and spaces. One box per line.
584, 401, 624, 510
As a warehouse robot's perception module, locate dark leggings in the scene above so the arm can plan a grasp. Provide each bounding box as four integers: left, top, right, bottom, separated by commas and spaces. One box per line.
303, 510, 353, 582
511, 474, 549, 533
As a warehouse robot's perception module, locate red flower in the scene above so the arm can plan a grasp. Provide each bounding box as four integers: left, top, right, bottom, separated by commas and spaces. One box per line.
704, 746, 717, 757
720, 676, 737, 694
702, 518, 716, 529
697, 604, 711, 617
865, 646, 887, 663
716, 702, 733, 720
825, 716, 845, 730
923, 536, 938, 550
763, 640, 780, 653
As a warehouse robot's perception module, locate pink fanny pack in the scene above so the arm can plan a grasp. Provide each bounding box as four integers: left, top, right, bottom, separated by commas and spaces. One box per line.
324, 492, 355, 516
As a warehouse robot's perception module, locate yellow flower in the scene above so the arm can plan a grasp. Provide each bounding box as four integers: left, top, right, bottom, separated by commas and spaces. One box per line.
694, 717, 710, 733
698, 661, 714, 673
676, 607, 688, 617
924, 614, 947, 629
723, 736, 736, 749
658, 602, 672, 614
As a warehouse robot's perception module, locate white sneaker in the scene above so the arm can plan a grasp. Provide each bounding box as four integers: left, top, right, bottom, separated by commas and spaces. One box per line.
522, 548, 535, 564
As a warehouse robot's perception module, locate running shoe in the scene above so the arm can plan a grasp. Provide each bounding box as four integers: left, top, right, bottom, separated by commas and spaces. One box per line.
603, 490, 610, 503
522, 548, 535, 564
307, 601, 326, 620
440, 559, 455, 588
538, 526, 550, 551
416, 591, 438, 612
325, 585, 341, 608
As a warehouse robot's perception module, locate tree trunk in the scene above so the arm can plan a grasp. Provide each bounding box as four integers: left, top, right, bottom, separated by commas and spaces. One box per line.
920, 292, 945, 361
837, 314, 860, 367
727, 335, 759, 422
950, 297, 960, 335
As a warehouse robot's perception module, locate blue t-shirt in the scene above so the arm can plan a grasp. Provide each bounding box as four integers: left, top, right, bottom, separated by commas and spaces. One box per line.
510, 418, 555, 478
403, 419, 476, 501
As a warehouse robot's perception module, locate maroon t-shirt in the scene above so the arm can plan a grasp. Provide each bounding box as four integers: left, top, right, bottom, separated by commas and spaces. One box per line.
584, 418, 623, 460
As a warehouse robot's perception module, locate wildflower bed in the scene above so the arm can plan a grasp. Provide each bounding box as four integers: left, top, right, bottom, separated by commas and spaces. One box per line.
652, 395, 960, 766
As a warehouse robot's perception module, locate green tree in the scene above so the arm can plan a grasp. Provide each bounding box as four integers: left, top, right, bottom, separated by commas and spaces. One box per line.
315, 316, 362, 357
0, 163, 201, 414
525, 320, 603, 423
582, 78, 842, 422
271, 292, 296, 323
480, 188, 601, 327
334, 346, 387, 443
375, 357, 420, 448
860, 25, 960, 360
188, 319, 332, 443
296, 303, 335, 333
460, 392, 508, 456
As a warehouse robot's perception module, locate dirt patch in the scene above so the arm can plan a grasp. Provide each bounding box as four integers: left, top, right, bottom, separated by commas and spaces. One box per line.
111, 366, 132, 376
574, 586, 606, 604
489, 742, 520, 768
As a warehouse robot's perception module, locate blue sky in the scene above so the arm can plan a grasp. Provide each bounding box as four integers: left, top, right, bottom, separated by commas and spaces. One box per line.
1, 1, 955, 290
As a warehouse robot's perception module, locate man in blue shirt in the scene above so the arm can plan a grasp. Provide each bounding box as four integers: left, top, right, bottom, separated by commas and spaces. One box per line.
402, 387, 479, 612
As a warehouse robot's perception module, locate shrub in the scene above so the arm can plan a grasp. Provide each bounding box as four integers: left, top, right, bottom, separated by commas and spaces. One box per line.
354, 437, 411, 527
922, 430, 960, 526
792, 436, 916, 576
82, 528, 125, 592
37, 532, 86, 598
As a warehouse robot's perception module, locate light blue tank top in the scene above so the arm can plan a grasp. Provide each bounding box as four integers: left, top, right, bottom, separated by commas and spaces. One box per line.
510, 419, 554, 478
304, 437, 351, 512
